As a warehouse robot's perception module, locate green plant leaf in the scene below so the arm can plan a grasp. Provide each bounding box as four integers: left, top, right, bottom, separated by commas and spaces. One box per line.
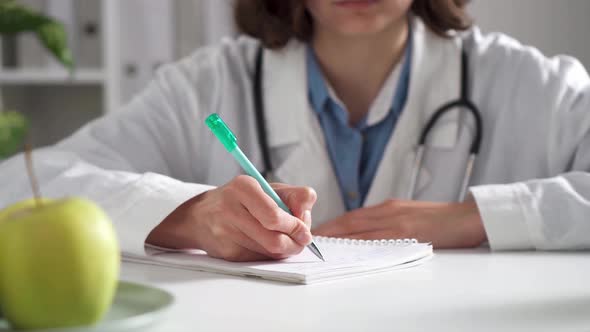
0, 111, 28, 159
37, 21, 74, 70
0, 0, 74, 70
0, 0, 49, 34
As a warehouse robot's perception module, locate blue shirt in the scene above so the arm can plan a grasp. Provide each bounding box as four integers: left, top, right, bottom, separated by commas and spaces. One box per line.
306, 36, 412, 210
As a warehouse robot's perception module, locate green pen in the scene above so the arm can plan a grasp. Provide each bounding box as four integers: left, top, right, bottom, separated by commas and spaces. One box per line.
205, 113, 325, 262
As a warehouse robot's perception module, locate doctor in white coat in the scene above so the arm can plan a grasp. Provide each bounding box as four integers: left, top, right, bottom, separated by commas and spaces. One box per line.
1, 0, 590, 261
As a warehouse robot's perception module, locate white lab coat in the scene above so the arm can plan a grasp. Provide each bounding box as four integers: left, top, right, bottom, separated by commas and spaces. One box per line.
2, 18, 590, 256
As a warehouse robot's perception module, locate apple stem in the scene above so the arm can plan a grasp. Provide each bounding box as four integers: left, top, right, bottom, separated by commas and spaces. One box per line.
24, 143, 42, 207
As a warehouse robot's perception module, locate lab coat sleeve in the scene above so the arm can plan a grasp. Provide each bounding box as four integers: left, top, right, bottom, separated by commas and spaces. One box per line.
472, 172, 590, 251
0, 63, 214, 257
469, 37, 590, 250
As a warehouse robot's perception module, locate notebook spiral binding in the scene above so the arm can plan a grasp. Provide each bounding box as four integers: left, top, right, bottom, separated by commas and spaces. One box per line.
313, 236, 418, 246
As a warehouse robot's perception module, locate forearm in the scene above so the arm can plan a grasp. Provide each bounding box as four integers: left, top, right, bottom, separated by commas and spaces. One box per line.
146, 191, 211, 250
0, 149, 210, 256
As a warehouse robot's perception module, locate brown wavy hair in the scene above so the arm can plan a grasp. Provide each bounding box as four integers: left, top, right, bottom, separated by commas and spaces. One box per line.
235, 0, 472, 49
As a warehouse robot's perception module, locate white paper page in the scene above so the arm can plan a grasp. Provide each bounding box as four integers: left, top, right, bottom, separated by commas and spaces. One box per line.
245, 240, 432, 276
137, 238, 433, 282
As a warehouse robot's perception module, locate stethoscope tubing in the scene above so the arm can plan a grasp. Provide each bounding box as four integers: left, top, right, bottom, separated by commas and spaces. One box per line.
253, 46, 483, 203
408, 51, 483, 201
408, 100, 483, 201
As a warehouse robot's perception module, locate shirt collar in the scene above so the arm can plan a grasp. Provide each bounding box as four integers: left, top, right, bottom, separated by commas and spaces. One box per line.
306, 45, 331, 115
366, 30, 413, 127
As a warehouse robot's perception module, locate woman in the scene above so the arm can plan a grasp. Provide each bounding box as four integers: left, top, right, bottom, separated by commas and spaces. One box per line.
1, 0, 589, 261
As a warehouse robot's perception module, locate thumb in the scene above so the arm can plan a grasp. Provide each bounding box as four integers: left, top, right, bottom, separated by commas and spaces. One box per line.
272, 184, 317, 222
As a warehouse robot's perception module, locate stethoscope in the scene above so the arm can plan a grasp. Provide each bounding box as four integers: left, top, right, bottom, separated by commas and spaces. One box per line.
252, 45, 483, 202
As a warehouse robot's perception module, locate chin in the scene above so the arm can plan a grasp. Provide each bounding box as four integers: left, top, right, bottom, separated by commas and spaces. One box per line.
331, 16, 397, 36
336, 22, 391, 36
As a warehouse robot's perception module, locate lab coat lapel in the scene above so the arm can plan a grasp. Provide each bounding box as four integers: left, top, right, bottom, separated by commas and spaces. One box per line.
261, 41, 346, 223
364, 18, 463, 206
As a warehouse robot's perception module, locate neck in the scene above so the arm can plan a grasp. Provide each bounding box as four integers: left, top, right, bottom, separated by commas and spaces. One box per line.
312, 19, 409, 125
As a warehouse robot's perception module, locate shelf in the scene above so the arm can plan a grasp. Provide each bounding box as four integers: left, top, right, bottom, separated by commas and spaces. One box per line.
0, 69, 105, 85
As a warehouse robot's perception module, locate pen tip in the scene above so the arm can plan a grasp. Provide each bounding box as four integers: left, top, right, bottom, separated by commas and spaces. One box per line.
308, 242, 325, 262
317, 251, 325, 262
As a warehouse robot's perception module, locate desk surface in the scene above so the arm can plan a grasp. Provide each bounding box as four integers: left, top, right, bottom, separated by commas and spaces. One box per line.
121, 249, 590, 332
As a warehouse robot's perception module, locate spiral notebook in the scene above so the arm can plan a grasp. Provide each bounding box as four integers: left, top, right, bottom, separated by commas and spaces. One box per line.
125, 237, 433, 284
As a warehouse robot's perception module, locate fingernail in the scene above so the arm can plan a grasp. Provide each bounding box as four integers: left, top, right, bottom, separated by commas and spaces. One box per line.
303, 210, 312, 224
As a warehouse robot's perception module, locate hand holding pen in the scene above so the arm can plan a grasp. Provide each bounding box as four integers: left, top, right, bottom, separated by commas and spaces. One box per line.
146, 115, 321, 262
147, 176, 317, 261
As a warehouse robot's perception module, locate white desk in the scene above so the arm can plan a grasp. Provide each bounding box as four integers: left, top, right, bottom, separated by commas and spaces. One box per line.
121, 249, 590, 332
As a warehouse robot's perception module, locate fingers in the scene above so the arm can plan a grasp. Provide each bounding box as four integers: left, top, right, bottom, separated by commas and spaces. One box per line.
197, 176, 317, 261
312, 218, 339, 237
158, 176, 317, 263
273, 183, 316, 233
301, 210, 312, 229
312, 211, 364, 237
315, 223, 409, 240
273, 184, 317, 221
341, 222, 414, 240
313, 200, 415, 237
201, 222, 269, 262
206, 240, 270, 262
229, 176, 312, 245
232, 207, 307, 257
227, 227, 295, 261
205, 214, 303, 261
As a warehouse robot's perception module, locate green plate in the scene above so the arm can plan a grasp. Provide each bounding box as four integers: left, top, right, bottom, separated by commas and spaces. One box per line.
0, 281, 174, 332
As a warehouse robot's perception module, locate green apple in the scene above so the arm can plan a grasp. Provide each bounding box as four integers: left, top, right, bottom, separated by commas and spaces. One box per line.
0, 198, 52, 221
0, 198, 120, 330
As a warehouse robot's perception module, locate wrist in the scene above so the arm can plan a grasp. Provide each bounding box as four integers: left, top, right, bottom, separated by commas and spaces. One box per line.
456, 198, 487, 247
462, 198, 487, 247
146, 191, 209, 250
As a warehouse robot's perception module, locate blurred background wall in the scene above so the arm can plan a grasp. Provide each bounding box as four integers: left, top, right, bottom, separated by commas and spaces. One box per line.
469, 0, 590, 70
1, 0, 589, 150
